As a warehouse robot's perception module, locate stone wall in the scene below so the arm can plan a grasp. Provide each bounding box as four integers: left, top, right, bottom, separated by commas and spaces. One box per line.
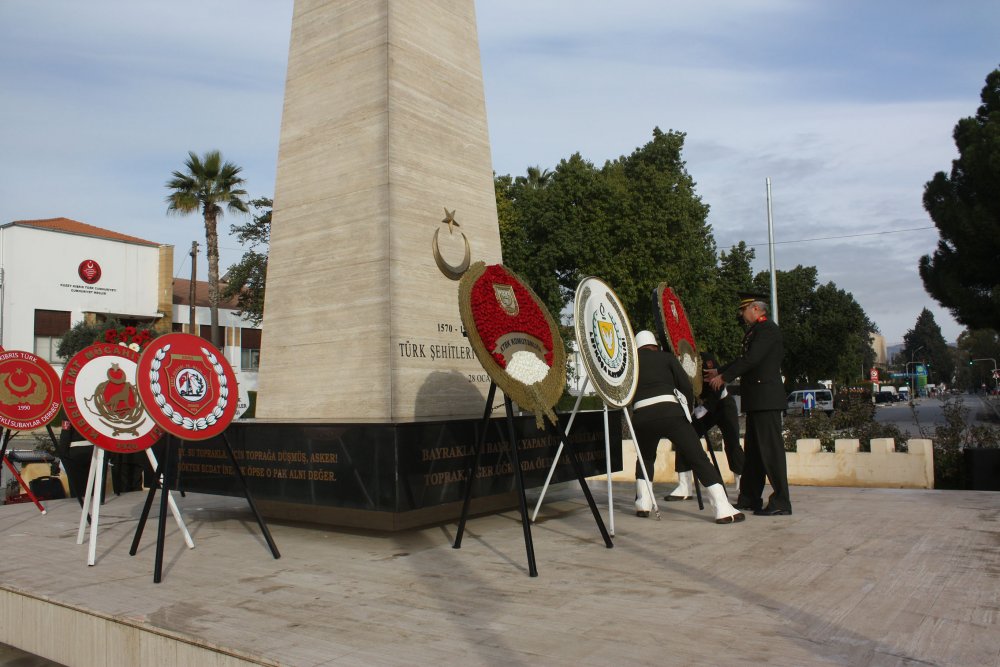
602, 437, 935, 489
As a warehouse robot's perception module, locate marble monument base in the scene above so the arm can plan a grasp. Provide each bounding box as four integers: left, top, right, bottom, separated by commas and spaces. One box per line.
175, 410, 621, 531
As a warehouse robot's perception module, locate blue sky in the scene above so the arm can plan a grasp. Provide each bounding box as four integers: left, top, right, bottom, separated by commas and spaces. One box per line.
1, 1, 997, 345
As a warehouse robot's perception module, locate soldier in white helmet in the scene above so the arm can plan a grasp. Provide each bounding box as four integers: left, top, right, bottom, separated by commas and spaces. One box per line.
630, 330, 744, 524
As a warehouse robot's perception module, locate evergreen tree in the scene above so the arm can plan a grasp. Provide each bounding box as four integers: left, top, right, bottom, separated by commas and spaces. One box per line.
753, 267, 876, 387
920, 67, 1000, 331
901, 309, 953, 386
955, 328, 1000, 391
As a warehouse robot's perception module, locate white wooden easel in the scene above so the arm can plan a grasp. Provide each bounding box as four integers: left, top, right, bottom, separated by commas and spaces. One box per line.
530, 376, 660, 535
76, 446, 194, 566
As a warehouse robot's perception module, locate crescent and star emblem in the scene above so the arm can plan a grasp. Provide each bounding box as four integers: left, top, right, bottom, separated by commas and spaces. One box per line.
432, 207, 471, 280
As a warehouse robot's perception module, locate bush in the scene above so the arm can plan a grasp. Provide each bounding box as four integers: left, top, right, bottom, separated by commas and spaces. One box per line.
783, 399, 905, 452
783, 411, 835, 451
556, 392, 606, 412
922, 397, 1000, 489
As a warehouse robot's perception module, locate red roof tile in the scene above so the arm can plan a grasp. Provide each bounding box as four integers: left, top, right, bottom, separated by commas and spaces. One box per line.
8, 217, 159, 247
173, 278, 240, 309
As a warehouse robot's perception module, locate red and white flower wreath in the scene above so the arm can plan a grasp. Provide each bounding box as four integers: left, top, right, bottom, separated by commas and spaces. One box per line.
459, 262, 566, 427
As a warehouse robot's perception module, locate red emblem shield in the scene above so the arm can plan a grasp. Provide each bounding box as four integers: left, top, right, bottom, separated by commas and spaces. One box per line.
78, 259, 102, 284
0, 350, 61, 430
136, 333, 239, 441
163, 354, 215, 415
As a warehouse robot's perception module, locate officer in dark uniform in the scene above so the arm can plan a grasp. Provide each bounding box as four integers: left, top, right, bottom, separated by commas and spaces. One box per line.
672, 351, 745, 496
705, 292, 790, 516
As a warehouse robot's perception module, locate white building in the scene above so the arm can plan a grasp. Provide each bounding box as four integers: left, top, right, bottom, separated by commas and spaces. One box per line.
0, 217, 260, 391
172, 277, 261, 392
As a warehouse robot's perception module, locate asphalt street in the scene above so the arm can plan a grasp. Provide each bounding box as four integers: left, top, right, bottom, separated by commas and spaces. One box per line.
874, 394, 1000, 438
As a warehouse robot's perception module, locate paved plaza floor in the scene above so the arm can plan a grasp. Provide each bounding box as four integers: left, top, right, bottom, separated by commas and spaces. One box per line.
1, 483, 998, 666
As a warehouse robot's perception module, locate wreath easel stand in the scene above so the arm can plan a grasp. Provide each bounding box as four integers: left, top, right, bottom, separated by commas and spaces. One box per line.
530, 374, 663, 533
452, 382, 613, 577
129, 431, 280, 583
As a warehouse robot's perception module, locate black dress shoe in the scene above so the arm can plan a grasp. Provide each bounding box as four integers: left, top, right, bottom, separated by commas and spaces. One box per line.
663, 495, 692, 502
752, 507, 792, 516
734, 501, 761, 511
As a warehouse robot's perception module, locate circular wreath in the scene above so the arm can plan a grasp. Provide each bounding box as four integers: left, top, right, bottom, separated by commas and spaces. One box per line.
573, 277, 638, 408
147, 344, 229, 432
459, 262, 565, 428
652, 283, 702, 396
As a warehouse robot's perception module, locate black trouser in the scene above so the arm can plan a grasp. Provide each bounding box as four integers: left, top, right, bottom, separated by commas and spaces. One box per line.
676, 397, 745, 476
738, 410, 791, 512
632, 406, 722, 488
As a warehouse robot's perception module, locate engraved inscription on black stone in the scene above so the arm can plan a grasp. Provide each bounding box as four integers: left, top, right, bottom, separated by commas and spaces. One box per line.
177, 411, 622, 513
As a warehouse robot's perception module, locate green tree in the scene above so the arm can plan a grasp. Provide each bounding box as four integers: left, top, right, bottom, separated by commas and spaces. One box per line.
222, 197, 271, 326
498, 128, 716, 344
920, 67, 1000, 331
754, 266, 876, 387
955, 328, 1000, 391
706, 242, 756, 362
165, 150, 249, 347
901, 308, 953, 386
516, 165, 554, 189
57, 318, 122, 360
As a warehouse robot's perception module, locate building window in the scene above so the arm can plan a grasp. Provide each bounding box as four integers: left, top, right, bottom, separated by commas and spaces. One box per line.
34, 309, 71, 363
241, 328, 261, 371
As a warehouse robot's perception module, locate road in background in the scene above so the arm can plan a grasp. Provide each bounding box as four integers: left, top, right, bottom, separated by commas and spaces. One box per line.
874, 394, 999, 438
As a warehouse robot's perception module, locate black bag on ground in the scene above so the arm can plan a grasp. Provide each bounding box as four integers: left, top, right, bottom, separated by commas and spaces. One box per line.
29, 476, 66, 500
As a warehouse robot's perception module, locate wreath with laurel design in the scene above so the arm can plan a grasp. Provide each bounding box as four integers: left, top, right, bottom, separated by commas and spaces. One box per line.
459, 262, 566, 428
146, 344, 229, 432
652, 283, 702, 396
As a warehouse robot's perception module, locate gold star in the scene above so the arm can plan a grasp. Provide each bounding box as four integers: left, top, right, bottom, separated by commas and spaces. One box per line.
441, 207, 460, 234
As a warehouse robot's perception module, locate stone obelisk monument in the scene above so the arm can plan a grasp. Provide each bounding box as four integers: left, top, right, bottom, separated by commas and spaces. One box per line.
256, 0, 502, 422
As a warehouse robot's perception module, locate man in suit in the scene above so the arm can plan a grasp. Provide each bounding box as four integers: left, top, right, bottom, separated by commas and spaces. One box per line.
705, 292, 791, 516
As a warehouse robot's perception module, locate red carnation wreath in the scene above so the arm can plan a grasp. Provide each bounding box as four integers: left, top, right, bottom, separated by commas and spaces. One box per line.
652, 284, 702, 396
459, 262, 565, 427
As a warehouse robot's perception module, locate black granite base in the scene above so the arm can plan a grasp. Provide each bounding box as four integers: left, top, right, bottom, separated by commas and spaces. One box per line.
175, 409, 622, 530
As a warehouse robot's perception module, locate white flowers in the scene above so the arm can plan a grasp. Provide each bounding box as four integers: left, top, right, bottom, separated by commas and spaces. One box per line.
680, 352, 698, 378
505, 350, 550, 385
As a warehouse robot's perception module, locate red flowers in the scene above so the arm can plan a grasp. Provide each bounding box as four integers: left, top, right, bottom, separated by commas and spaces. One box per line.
469, 265, 554, 369
659, 287, 696, 354
104, 326, 156, 350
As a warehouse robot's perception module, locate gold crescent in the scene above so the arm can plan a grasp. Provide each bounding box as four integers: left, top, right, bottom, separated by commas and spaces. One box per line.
432, 227, 471, 280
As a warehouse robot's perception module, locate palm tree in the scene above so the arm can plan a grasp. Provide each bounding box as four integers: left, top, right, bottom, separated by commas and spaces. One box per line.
166, 150, 249, 348
514, 165, 553, 190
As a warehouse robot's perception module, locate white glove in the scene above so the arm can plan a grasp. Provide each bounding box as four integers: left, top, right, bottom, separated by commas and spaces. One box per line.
673, 389, 692, 422
693, 405, 708, 420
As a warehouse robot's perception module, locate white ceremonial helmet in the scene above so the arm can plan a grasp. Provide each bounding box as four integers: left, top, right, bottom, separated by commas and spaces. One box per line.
635, 330, 658, 349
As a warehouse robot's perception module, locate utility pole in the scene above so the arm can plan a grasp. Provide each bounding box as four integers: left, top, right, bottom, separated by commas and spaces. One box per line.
766, 177, 779, 324
189, 241, 198, 335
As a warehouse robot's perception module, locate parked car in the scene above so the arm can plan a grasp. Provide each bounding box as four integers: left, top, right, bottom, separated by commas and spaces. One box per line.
874, 391, 896, 404
787, 389, 835, 416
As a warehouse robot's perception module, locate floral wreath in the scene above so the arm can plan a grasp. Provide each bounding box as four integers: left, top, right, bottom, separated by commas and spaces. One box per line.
459, 262, 566, 428
652, 284, 702, 396
103, 325, 157, 352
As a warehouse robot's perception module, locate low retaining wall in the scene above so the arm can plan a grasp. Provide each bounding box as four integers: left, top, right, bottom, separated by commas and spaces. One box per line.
599, 437, 934, 489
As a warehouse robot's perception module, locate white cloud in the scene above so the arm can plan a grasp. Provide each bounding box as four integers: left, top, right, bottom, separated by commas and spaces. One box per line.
1, 0, 996, 347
